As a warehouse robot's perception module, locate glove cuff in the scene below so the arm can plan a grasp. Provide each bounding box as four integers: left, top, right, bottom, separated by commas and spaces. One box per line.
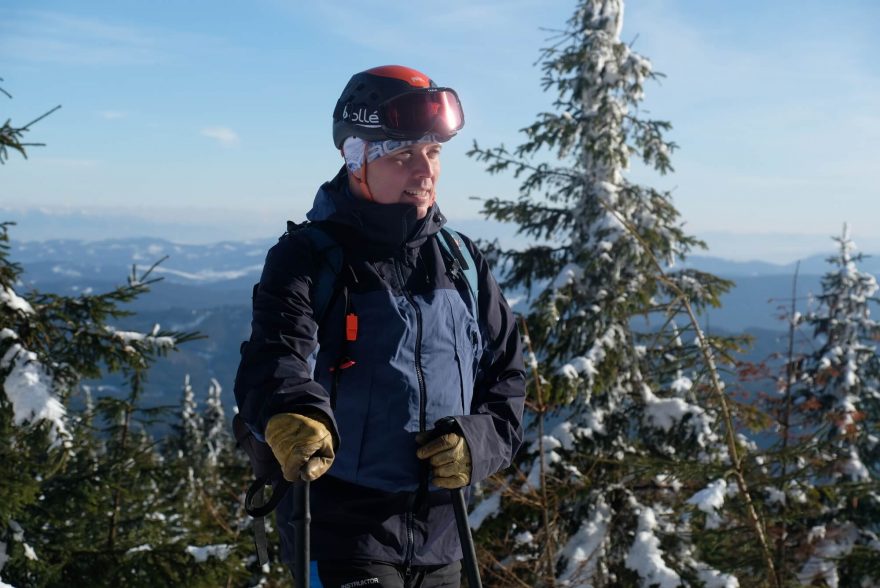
265, 411, 338, 449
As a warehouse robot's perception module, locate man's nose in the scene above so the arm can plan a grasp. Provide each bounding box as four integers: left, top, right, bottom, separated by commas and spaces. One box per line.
412, 152, 434, 177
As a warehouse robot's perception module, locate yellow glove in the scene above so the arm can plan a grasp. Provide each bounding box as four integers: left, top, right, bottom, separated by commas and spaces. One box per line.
416, 431, 472, 489
265, 412, 335, 482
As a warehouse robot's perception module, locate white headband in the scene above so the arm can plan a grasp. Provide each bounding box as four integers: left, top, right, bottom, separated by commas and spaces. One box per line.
342, 134, 442, 172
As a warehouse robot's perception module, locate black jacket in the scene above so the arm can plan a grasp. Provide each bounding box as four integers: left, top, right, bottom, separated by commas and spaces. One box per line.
234, 169, 525, 566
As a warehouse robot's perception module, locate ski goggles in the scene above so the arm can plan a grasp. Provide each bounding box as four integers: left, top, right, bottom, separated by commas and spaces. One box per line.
378, 88, 464, 140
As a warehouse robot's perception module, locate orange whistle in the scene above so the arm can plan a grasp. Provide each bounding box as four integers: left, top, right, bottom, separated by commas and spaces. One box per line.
346, 313, 358, 341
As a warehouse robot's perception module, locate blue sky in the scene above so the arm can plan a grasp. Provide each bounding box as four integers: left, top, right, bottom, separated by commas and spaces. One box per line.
2, 0, 879, 262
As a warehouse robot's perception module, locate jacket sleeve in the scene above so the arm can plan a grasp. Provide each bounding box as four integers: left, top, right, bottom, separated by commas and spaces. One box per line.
452, 234, 526, 485
233, 233, 339, 441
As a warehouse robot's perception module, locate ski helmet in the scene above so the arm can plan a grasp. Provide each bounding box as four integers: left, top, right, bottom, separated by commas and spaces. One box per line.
332, 65, 465, 149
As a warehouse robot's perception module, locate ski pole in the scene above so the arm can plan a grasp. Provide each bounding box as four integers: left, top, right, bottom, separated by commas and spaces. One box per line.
292, 479, 310, 588
451, 484, 482, 588
427, 417, 483, 588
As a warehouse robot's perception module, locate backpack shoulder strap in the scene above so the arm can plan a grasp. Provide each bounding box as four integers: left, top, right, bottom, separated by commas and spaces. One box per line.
285, 220, 344, 325
438, 227, 480, 323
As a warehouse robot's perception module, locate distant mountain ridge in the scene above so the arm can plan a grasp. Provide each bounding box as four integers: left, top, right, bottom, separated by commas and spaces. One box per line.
13, 235, 880, 282
12, 234, 878, 333
9, 234, 877, 415
12, 236, 275, 284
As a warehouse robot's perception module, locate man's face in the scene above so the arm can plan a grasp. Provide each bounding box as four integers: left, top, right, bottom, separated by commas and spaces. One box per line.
353, 142, 442, 220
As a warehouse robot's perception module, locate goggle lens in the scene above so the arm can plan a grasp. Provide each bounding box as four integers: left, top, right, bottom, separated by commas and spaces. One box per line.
379, 89, 464, 139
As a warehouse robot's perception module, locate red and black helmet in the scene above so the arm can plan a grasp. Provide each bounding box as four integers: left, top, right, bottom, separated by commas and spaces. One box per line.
332, 65, 465, 148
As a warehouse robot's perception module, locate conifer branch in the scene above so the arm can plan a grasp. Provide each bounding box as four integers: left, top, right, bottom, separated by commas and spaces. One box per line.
0, 78, 61, 163
520, 317, 557, 586
481, 548, 536, 588
595, 198, 779, 587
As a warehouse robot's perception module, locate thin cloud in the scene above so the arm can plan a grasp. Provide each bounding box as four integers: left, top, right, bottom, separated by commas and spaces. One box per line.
0, 10, 237, 66
99, 111, 127, 120
200, 127, 239, 147
309, 0, 552, 52
30, 157, 101, 169
0, 11, 160, 65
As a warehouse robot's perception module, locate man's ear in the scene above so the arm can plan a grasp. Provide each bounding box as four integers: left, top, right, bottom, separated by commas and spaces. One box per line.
348, 170, 365, 199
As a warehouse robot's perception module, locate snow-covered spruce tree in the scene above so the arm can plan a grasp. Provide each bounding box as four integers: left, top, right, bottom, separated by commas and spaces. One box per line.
160, 375, 288, 586
786, 227, 880, 586
468, 1, 769, 585
166, 374, 206, 504
203, 377, 231, 471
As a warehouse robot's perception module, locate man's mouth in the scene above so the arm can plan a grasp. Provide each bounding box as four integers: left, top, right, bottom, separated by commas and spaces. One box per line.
403, 189, 431, 198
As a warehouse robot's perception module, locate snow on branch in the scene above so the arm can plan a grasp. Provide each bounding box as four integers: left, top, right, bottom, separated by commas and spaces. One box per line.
104, 324, 177, 353
642, 383, 717, 454
0, 285, 34, 314
523, 421, 588, 491
185, 544, 233, 563
558, 325, 623, 386
1, 342, 67, 442
625, 506, 681, 587
558, 495, 611, 585
797, 523, 859, 587
468, 492, 501, 531
686, 479, 727, 529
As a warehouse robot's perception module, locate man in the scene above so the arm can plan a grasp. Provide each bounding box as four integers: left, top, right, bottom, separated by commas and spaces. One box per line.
234, 65, 525, 588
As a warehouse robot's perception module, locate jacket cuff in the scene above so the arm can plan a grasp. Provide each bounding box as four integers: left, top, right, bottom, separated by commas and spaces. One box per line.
452, 414, 513, 485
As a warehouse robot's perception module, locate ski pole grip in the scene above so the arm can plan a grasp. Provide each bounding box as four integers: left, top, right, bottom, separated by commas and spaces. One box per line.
422, 416, 460, 442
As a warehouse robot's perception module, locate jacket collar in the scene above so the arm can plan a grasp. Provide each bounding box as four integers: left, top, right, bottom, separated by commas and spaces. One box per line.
306, 166, 446, 253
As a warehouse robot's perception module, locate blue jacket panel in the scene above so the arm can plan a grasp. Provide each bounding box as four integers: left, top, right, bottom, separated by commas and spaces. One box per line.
234, 168, 526, 566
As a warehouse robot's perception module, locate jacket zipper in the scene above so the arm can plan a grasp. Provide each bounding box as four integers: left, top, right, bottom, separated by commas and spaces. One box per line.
394, 257, 425, 571
405, 508, 415, 575
394, 258, 427, 431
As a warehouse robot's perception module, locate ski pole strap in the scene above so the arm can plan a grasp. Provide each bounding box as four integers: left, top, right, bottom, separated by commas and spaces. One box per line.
252, 490, 270, 566
245, 476, 292, 519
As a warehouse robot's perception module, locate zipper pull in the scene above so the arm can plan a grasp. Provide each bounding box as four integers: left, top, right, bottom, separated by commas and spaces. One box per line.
346, 313, 358, 341
329, 358, 356, 372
